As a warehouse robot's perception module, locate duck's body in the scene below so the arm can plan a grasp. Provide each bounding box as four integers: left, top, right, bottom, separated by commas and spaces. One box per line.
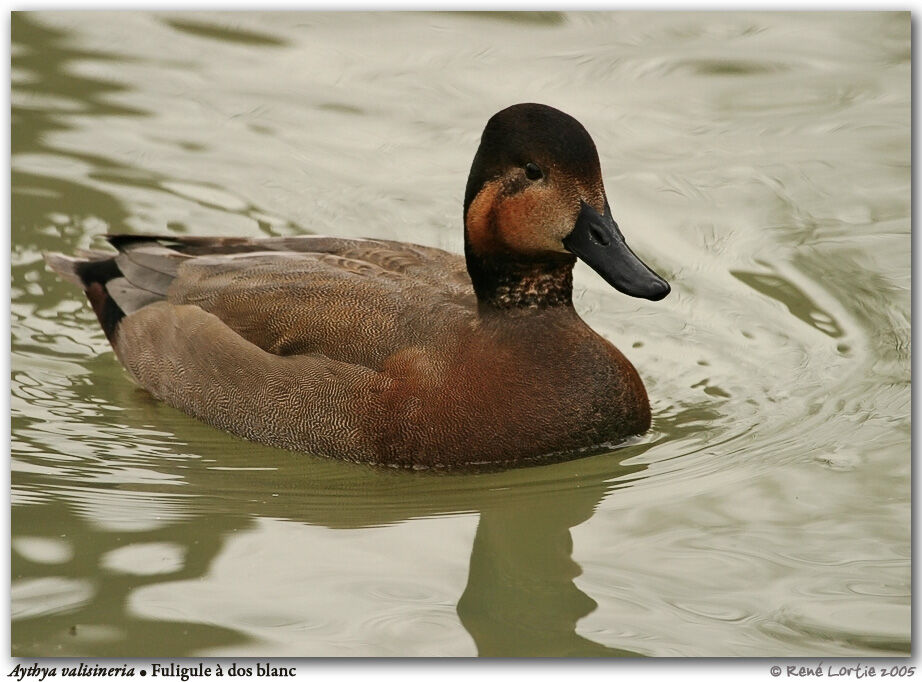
46, 104, 669, 469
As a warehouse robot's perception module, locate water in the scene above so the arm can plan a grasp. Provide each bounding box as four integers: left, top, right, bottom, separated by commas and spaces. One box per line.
10, 11, 910, 657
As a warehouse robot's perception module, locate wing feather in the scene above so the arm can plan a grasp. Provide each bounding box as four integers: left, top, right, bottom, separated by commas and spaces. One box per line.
97, 234, 475, 367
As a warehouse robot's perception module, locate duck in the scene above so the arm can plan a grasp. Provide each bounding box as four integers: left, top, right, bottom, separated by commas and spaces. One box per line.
45, 103, 670, 470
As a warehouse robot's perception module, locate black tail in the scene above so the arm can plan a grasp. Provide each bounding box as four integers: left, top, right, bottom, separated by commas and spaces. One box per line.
44, 252, 126, 344
46, 235, 184, 345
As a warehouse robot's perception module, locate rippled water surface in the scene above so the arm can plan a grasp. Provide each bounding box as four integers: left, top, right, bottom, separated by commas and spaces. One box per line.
11, 11, 910, 657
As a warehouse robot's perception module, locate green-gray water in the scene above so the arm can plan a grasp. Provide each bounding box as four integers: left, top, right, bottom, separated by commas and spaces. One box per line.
11, 11, 910, 657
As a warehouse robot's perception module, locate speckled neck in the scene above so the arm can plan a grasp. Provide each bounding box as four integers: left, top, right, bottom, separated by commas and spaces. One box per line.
465, 251, 576, 311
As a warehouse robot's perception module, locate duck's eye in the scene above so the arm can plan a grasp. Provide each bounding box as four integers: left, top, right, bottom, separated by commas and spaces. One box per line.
524, 163, 543, 181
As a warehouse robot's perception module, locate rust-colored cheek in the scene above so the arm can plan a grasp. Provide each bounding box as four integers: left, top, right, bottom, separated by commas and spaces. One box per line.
468, 181, 576, 255
497, 189, 570, 253
466, 180, 502, 254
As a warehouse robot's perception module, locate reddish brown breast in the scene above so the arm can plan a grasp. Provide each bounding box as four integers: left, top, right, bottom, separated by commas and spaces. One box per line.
368, 307, 651, 468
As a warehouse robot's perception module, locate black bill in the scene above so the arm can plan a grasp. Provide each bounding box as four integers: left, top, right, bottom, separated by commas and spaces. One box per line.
563, 201, 670, 301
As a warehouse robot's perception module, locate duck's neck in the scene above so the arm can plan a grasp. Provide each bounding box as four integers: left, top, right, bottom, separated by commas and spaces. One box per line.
465, 249, 576, 312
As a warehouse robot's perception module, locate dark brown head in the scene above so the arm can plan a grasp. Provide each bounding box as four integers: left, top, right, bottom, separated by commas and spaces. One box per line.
463, 103, 669, 309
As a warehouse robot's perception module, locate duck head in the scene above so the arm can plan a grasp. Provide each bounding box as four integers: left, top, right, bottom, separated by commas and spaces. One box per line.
463, 103, 670, 309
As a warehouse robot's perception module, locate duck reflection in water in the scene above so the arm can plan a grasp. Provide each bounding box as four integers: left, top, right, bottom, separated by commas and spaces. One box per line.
457, 482, 637, 656
13, 396, 653, 657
